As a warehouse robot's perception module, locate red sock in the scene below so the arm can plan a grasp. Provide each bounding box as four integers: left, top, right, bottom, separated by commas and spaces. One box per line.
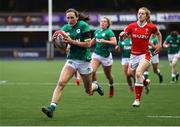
135, 86, 143, 101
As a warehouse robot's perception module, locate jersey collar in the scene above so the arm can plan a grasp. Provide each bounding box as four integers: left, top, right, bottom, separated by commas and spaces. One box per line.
137, 21, 147, 28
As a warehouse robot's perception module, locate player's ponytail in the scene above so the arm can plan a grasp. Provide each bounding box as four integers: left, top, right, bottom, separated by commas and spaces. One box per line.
78, 13, 90, 22
66, 8, 90, 22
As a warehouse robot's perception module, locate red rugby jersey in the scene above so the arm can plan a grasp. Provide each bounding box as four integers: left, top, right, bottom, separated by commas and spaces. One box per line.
124, 22, 158, 55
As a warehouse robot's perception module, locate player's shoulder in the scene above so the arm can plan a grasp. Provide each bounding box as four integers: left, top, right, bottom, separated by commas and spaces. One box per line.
94, 28, 99, 33
125, 22, 137, 30
61, 24, 71, 31
166, 35, 171, 39
146, 22, 157, 28
105, 28, 114, 34
128, 22, 137, 27
78, 20, 89, 27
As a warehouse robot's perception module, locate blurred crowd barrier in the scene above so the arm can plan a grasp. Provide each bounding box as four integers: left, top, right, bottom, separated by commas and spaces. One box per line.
0, 12, 179, 59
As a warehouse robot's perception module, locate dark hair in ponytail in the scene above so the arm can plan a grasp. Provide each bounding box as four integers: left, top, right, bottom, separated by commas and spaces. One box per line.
66, 8, 90, 22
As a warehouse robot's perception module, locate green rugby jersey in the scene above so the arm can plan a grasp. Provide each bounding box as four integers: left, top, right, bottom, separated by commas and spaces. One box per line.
93, 28, 115, 57
149, 36, 158, 56
61, 20, 91, 61
118, 38, 131, 58
165, 35, 180, 54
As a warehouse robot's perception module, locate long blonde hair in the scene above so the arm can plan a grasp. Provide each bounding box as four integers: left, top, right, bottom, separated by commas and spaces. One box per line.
139, 7, 151, 23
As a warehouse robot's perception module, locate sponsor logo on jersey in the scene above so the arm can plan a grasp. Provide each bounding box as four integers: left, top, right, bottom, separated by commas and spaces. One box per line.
124, 46, 131, 50
102, 33, 106, 37
145, 28, 149, 34
132, 34, 149, 39
76, 29, 80, 33
87, 67, 91, 71
171, 44, 179, 47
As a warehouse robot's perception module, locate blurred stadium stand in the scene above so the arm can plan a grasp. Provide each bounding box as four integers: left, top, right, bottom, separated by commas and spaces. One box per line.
0, 0, 179, 59
0, 0, 179, 12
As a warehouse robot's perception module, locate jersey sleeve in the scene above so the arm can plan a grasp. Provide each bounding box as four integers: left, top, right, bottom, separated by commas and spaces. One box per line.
60, 25, 66, 31
165, 35, 171, 43
81, 22, 90, 33
108, 29, 115, 38
81, 22, 91, 42
82, 32, 91, 42
118, 41, 123, 48
151, 24, 158, 34
151, 37, 158, 45
124, 24, 132, 35
178, 36, 180, 46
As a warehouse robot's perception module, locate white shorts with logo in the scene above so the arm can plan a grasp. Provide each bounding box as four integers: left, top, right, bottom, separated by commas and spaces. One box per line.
168, 54, 176, 63
129, 54, 151, 70
121, 58, 130, 65
151, 54, 159, 64
65, 59, 93, 74
172, 51, 180, 64
92, 52, 113, 66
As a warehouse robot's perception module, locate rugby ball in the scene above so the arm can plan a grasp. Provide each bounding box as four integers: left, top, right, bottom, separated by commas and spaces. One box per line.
53, 30, 68, 49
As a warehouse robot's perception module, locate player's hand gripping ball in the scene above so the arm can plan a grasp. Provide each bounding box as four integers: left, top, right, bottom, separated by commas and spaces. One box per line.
53, 30, 68, 49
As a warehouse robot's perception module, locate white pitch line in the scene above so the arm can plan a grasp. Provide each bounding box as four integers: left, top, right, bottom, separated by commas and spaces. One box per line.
0, 81, 179, 86
0, 80, 7, 84
147, 115, 180, 119
0, 82, 120, 86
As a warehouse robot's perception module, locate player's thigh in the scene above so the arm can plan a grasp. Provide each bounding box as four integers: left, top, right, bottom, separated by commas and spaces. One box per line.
127, 63, 135, 77
103, 65, 112, 77
136, 59, 150, 76
172, 52, 180, 64
168, 54, 175, 64
91, 58, 101, 72
59, 64, 76, 84
152, 63, 158, 71
123, 64, 129, 75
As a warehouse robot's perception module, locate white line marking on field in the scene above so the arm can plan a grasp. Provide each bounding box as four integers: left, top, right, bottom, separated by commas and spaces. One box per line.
0, 81, 179, 86
0, 80, 7, 85
147, 115, 180, 119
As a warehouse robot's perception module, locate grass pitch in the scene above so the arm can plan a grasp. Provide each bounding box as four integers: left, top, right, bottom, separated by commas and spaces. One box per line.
0, 59, 180, 126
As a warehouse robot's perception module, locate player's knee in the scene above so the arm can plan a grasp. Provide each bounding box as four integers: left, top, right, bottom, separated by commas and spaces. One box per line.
124, 70, 128, 75
57, 80, 66, 89
135, 72, 142, 79
92, 71, 96, 76
127, 69, 133, 77
172, 62, 177, 67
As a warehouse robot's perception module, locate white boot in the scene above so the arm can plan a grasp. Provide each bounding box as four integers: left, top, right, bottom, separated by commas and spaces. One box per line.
132, 100, 140, 107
